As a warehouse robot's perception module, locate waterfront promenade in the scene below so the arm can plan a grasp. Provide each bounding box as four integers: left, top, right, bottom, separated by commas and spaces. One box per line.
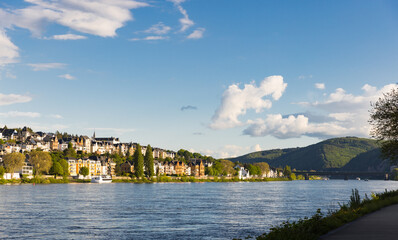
320, 203, 398, 239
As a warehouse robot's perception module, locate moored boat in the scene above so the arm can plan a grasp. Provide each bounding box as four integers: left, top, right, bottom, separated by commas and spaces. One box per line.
91, 175, 112, 183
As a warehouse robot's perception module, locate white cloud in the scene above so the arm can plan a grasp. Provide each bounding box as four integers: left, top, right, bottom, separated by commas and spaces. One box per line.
244, 114, 309, 139
201, 144, 262, 159
28, 63, 66, 71
168, 0, 186, 4
187, 28, 205, 39
210, 75, 287, 129
144, 22, 171, 35
252, 144, 262, 152
5, 71, 16, 79
130, 36, 169, 41
1, 0, 148, 38
298, 75, 313, 80
49, 34, 87, 40
50, 114, 63, 119
243, 83, 398, 139
0, 111, 40, 118
0, 30, 19, 66
315, 83, 325, 90
58, 74, 75, 80
169, 0, 194, 32
0, 93, 32, 106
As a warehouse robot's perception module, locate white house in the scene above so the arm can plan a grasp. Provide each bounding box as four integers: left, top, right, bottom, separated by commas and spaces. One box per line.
236, 166, 250, 180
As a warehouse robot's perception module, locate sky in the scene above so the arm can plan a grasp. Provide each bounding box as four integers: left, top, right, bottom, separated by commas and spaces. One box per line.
0, 0, 398, 158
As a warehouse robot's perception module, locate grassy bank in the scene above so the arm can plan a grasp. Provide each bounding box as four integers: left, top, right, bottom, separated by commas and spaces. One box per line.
254, 188, 398, 240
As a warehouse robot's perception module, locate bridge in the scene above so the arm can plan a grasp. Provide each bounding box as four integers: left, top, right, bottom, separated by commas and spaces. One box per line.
292, 171, 390, 180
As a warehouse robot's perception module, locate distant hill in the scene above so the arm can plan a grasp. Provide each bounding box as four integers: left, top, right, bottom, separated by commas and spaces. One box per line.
229, 137, 388, 171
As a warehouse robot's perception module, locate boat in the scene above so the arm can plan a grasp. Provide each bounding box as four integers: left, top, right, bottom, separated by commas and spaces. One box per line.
91, 175, 112, 183
356, 177, 361, 181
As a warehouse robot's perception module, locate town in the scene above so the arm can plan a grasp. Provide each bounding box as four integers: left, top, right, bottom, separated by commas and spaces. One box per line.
0, 126, 286, 181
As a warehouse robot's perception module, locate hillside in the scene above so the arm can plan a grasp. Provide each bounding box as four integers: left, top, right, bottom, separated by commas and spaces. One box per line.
229, 137, 385, 171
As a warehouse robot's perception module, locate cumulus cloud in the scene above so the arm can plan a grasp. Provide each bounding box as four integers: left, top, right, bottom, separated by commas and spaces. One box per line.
0, 30, 19, 66
144, 22, 171, 35
0, 93, 32, 106
0, 111, 40, 118
315, 83, 325, 90
49, 34, 87, 40
210, 75, 287, 129
1, 0, 148, 38
243, 83, 398, 139
28, 63, 66, 71
252, 144, 262, 152
58, 74, 75, 80
187, 28, 205, 39
181, 105, 197, 111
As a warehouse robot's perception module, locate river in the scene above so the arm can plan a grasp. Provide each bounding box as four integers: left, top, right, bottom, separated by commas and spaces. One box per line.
1, 180, 398, 239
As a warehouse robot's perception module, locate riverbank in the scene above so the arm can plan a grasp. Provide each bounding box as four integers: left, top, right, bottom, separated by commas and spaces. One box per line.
254, 188, 398, 240
0, 176, 296, 184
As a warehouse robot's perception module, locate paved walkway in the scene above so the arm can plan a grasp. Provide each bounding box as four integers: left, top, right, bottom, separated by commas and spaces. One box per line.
319, 204, 398, 240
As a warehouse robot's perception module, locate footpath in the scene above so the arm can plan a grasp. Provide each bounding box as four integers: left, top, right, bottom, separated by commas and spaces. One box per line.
319, 203, 398, 240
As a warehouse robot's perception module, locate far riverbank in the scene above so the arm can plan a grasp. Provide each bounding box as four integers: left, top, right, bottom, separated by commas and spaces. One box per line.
0, 175, 297, 184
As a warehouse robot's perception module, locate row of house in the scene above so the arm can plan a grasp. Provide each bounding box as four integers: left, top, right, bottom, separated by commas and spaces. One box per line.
120, 159, 207, 177
236, 165, 284, 180
67, 156, 116, 177
0, 127, 177, 160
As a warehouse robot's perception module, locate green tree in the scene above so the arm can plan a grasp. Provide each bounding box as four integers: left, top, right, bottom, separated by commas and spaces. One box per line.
0, 166, 5, 178
3, 152, 25, 175
0, 139, 5, 145
144, 145, 154, 177
133, 144, 144, 178
50, 162, 64, 178
254, 162, 270, 176
79, 166, 89, 177
63, 142, 77, 158
111, 153, 124, 165
29, 151, 53, 176
247, 164, 261, 176
219, 160, 235, 176
59, 159, 69, 176
283, 165, 293, 179
370, 88, 398, 163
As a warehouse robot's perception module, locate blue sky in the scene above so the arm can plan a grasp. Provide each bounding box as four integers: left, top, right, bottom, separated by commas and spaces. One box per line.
1, 0, 398, 158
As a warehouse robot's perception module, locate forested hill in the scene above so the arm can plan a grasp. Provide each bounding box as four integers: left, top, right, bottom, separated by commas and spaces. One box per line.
229, 137, 388, 171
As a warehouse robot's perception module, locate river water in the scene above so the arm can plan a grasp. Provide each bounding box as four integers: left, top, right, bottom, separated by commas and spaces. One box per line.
1, 180, 398, 239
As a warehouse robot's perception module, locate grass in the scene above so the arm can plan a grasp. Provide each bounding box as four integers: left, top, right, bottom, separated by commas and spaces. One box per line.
254, 188, 398, 240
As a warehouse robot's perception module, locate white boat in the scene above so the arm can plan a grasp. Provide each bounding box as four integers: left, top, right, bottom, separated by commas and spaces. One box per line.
91, 175, 112, 183
356, 177, 361, 181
